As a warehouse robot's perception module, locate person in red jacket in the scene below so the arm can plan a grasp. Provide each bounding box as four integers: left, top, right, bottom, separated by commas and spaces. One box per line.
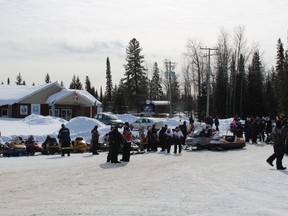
121, 122, 132, 162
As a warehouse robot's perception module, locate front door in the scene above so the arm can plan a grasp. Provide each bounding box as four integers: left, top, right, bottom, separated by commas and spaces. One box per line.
61, 109, 72, 120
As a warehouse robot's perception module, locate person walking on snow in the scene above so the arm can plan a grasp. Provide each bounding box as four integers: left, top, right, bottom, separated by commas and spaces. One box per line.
266, 120, 287, 170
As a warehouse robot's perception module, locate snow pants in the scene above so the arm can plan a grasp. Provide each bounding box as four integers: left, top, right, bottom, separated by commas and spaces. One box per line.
267, 144, 285, 169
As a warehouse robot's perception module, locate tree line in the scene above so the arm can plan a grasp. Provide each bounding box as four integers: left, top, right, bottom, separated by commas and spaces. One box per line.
2, 26, 288, 119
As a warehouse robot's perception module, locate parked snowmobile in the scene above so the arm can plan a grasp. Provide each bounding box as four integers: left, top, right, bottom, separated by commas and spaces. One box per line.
101, 133, 141, 153
130, 135, 143, 153
0, 138, 9, 156
25, 135, 42, 156
185, 125, 216, 150
209, 134, 246, 150
71, 137, 88, 153
5, 136, 27, 156
42, 136, 61, 155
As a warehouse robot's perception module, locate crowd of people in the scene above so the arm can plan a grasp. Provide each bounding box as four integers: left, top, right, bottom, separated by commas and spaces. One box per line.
228, 116, 288, 170
55, 115, 288, 169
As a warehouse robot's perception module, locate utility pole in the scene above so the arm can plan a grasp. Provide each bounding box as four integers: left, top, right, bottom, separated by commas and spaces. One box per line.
200, 47, 218, 117
165, 61, 175, 118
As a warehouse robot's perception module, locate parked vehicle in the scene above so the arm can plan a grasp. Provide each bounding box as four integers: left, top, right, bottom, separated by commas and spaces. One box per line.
185, 127, 246, 151
42, 136, 61, 155
71, 137, 88, 153
185, 125, 215, 150
130, 117, 164, 130
0, 138, 9, 156
4, 136, 27, 156
95, 113, 124, 128
25, 135, 42, 155
209, 134, 246, 150
101, 133, 141, 153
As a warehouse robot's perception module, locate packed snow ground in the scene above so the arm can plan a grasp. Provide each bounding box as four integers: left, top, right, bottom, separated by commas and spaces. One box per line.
0, 114, 288, 216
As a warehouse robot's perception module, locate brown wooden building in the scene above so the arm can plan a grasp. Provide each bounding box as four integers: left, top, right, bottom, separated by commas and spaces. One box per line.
141, 100, 170, 117
0, 82, 102, 120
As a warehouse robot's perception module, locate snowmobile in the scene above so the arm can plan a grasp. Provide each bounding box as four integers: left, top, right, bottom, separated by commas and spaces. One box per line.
42, 136, 61, 155
0, 138, 9, 156
101, 133, 141, 153
209, 134, 246, 150
25, 135, 42, 156
130, 135, 145, 154
185, 126, 217, 150
71, 137, 88, 153
5, 136, 27, 156
98, 133, 110, 151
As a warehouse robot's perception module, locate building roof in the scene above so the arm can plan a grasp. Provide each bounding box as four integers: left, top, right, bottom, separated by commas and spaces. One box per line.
0, 82, 101, 107
46, 89, 102, 106
151, 101, 170, 106
0, 82, 62, 106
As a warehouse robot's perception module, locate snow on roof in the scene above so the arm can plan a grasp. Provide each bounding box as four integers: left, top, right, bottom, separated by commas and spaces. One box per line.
46, 89, 102, 106
151, 101, 170, 105
0, 82, 60, 106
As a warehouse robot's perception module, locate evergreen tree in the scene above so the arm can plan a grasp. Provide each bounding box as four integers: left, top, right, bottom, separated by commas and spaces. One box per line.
105, 57, 113, 101
171, 74, 180, 112
229, 54, 237, 116
235, 54, 246, 116
69, 75, 77, 89
275, 38, 288, 114
7, 78, 10, 85
246, 51, 264, 116
95, 89, 99, 100
113, 81, 127, 114
85, 76, 92, 93
123, 38, 148, 112
15, 73, 23, 85
150, 62, 163, 100
69, 75, 82, 90
281, 50, 288, 114
90, 86, 96, 98
100, 86, 103, 102
75, 76, 83, 90
214, 44, 229, 118
45, 73, 51, 83
264, 68, 278, 116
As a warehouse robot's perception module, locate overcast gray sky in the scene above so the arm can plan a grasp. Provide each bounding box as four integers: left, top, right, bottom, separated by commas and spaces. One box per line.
0, 0, 287, 89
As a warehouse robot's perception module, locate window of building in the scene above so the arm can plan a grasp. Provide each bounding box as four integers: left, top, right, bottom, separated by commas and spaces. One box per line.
1, 108, 8, 117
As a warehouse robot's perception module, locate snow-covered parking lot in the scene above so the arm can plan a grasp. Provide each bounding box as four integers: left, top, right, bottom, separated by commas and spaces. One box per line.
1, 143, 288, 216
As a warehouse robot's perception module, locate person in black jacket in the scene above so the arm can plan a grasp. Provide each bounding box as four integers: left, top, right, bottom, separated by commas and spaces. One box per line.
180, 121, 188, 145
107, 125, 123, 164
214, 116, 220, 131
90, 125, 100, 155
58, 124, 71, 156
266, 120, 287, 170
165, 128, 173, 153
159, 126, 167, 151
